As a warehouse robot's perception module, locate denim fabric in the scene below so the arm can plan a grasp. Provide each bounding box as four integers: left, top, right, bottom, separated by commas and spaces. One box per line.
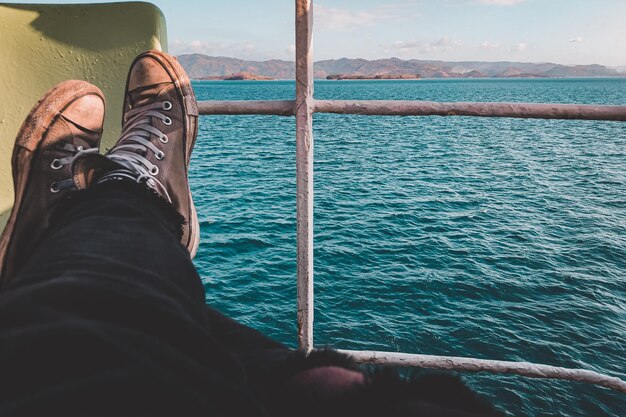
0, 181, 282, 416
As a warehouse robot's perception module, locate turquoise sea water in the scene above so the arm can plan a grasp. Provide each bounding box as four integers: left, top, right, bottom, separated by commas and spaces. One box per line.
190, 78, 626, 417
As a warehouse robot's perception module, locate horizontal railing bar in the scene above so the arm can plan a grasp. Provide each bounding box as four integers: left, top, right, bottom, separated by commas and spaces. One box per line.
337, 349, 626, 394
197, 99, 626, 121
198, 100, 295, 116
314, 100, 626, 121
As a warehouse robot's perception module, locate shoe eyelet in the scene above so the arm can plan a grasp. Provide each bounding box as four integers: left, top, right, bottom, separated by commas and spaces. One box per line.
159, 135, 169, 144
155, 151, 165, 161
50, 182, 60, 193
150, 166, 159, 175
51, 159, 63, 170
162, 117, 172, 126
162, 101, 173, 111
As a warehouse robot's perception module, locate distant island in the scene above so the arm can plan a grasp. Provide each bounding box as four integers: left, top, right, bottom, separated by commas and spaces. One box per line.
199, 71, 274, 81
178, 54, 626, 80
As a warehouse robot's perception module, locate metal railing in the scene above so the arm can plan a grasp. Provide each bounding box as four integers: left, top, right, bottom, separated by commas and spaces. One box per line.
197, 0, 626, 394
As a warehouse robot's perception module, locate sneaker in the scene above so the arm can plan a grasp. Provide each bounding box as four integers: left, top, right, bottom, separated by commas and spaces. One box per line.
100, 50, 200, 257
0, 80, 105, 287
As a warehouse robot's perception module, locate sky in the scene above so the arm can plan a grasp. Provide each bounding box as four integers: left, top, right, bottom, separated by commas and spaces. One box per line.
4, 0, 626, 67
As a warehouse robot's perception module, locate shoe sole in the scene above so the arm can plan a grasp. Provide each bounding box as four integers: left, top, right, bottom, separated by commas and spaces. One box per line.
128, 51, 200, 258
0, 81, 105, 286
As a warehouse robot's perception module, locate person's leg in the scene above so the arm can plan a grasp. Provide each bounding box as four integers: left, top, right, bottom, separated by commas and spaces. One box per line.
0, 180, 267, 416
0, 51, 266, 416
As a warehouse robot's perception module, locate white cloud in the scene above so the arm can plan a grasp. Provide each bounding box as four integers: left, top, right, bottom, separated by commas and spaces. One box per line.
315, 5, 380, 30
569, 37, 583, 43
315, 3, 419, 31
392, 37, 463, 54
510, 42, 528, 52
480, 41, 501, 49
477, 0, 525, 5
170, 39, 264, 60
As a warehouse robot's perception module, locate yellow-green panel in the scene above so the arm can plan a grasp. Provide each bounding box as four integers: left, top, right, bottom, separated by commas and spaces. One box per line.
0, 2, 168, 227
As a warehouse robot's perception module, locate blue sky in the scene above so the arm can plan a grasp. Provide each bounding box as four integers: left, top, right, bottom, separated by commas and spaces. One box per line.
5, 0, 626, 66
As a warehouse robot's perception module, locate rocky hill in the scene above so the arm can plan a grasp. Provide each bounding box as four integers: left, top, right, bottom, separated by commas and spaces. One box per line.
177, 54, 623, 80
199, 71, 274, 80
178, 55, 295, 79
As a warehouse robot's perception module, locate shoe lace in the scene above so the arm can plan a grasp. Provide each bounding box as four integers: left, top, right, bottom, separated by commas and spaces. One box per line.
49, 144, 99, 193
106, 100, 173, 202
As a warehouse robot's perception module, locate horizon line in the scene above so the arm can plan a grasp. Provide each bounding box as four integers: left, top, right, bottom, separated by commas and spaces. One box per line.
175, 53, 626, 69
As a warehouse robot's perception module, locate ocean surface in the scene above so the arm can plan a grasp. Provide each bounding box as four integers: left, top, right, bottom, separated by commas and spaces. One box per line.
190, 78, 626, 417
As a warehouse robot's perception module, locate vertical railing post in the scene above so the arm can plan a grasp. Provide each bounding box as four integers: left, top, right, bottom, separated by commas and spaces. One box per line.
295, 0, 314, 352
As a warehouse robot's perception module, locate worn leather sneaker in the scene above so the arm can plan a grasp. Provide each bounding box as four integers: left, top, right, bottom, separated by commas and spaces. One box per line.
99, 50, 200, 258
0, 80, 105, 287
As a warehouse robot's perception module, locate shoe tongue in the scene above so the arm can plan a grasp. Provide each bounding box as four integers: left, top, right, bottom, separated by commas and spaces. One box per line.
128, 82, 169, 107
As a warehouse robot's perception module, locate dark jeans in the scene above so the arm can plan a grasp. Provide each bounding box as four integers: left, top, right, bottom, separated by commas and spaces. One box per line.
0, 182, 288, 416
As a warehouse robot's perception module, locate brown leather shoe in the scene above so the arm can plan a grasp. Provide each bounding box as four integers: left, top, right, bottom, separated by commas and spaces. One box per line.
0, 80, 105, 287
101, 50, 200, 257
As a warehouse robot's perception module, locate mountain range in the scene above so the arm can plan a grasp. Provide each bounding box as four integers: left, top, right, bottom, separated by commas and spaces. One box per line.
177, 54, 625, 80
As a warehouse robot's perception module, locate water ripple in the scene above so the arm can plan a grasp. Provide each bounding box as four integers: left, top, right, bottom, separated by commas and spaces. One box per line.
191, 79, 626, 417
